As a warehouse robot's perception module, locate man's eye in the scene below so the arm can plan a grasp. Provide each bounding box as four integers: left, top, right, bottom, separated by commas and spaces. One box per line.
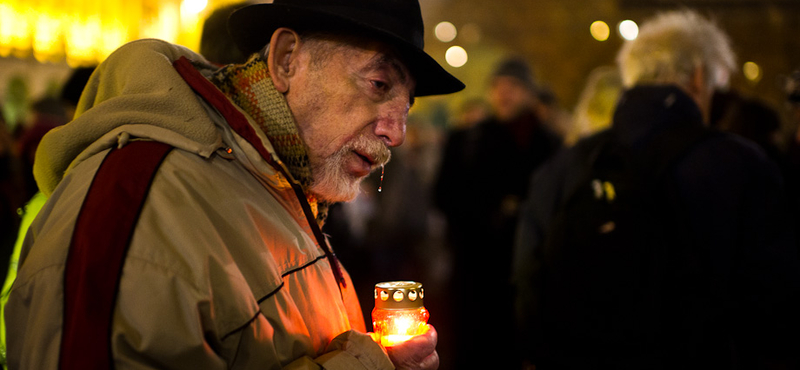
371, 80, 389, 91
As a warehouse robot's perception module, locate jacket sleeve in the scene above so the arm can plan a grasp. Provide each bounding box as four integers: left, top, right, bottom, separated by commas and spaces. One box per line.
111, 256, 393, 370
291, 331, 394, 370
107, 149, 394, 370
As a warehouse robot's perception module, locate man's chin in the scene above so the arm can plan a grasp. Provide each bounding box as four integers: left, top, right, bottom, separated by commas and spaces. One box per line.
310, 177, 363, 203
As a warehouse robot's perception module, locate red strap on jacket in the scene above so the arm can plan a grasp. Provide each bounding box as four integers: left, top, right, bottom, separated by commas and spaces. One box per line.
60, 140, 172, 370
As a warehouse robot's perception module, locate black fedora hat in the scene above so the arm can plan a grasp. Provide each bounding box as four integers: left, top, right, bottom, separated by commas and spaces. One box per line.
227, 0, 465, 97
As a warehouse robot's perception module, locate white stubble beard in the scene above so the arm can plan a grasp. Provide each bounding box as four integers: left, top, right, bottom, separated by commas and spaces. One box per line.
309, 135, 391, 203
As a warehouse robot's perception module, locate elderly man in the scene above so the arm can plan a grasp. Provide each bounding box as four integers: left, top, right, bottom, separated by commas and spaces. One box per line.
513, 10, 800, 369
5, 0, 463, 369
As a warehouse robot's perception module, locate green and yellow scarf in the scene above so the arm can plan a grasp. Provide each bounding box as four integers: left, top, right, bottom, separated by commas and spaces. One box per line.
211, 54, 329, 224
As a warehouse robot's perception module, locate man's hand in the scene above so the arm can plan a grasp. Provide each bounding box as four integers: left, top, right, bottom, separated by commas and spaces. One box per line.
385, 324, 439, 370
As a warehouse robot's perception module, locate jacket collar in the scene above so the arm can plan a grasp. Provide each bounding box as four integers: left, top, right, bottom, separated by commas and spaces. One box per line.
611, 85, 704, 149
173, 56, 331, 226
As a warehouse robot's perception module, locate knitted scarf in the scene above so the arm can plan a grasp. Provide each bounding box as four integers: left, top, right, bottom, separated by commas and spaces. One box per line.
210, 54, 329, 225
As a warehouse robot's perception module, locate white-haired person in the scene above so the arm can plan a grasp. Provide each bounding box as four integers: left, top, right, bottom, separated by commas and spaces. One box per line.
513, 9, 800, 369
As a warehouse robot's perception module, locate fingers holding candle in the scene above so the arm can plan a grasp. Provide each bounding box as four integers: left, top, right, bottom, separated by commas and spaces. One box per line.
387, 324, 439, 370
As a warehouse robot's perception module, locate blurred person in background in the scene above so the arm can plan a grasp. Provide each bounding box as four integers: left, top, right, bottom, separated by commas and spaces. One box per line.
0, 106, 19, 299
0, 77, 31, 271
433, 98, 491, 228
710, 88, 800, 251
15, 97, 70, 200
0, 65, 95, 369
1, 77, 29, 138
514, 9, 800, 369
59, 66, 96, 120
453, 97, 492, 131
13, 66, 94, 205
710, 90, 788, 179
4, 0, 464, 369
434, 56, 561, 370
534, 85, 572, 144
568, 65, 623, 146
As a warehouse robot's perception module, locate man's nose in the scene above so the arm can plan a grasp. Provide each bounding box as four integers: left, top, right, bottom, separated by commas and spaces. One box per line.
374, 101, 408, 147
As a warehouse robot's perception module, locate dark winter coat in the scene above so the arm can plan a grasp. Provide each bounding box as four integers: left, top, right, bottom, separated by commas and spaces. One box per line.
513, 85, 800, 369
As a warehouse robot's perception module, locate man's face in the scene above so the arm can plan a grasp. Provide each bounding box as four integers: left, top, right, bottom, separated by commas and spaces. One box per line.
489, 76, 536, 122
286, 36, 415, 203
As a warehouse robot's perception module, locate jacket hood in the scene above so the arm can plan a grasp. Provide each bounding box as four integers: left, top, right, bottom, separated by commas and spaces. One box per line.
34, 39, 224, 196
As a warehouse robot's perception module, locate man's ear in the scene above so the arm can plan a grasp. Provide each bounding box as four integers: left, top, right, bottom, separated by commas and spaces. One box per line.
267, 28, 301, 93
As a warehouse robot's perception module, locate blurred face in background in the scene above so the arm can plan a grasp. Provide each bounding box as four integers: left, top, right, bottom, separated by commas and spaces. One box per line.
489, 75, 537, 121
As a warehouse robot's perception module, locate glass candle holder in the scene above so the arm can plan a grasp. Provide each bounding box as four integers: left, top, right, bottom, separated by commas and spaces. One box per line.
372, 281, 429, 347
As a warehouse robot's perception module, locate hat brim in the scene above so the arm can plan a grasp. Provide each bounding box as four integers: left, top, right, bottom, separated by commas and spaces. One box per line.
228, 4, 465, 97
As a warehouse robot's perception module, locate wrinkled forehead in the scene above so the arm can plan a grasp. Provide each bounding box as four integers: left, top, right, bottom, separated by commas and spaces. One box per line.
303, 31, 415, 86
365, 51, 413, 85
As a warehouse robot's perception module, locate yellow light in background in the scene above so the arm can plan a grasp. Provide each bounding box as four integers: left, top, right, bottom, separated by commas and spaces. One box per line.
13, 7, 33, 58
743, 61, 762, 83
178, 0, 207, 51
181, 0, 209, 17
32, 0, 65, 62
100, 20, 128, 61
33, 11, 64, 63
0, 3, 19, 57
66, 16, 102, 67
618, 20, 639, 41
445, 46, 467, 68
435, 21, 457, 43
0, 0, 240, 66
63, 0, 101, 67
141, 2, 181, 44
97, 0, 131, 61
590, 20, 610, 42
0, 4, 33, 58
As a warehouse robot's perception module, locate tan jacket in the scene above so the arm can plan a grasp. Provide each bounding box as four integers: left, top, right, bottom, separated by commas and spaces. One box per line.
6, 39, 393, 370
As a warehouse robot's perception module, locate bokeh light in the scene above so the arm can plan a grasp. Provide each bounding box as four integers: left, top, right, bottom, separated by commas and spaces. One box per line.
32, 11, 63, 62
445, 46, 468, 68
435, 21, 457, 43
590, 20, 610, 41
743, 61, 762, 83
618, 20, 639, 41
181, 0, 208, 16
0, 0, 227, 66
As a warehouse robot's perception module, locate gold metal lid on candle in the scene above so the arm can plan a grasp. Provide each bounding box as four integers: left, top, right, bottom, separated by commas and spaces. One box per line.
374, 281, 424, 309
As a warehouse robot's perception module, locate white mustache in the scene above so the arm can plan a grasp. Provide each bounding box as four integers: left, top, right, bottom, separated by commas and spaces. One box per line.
346, 135, 391, 167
